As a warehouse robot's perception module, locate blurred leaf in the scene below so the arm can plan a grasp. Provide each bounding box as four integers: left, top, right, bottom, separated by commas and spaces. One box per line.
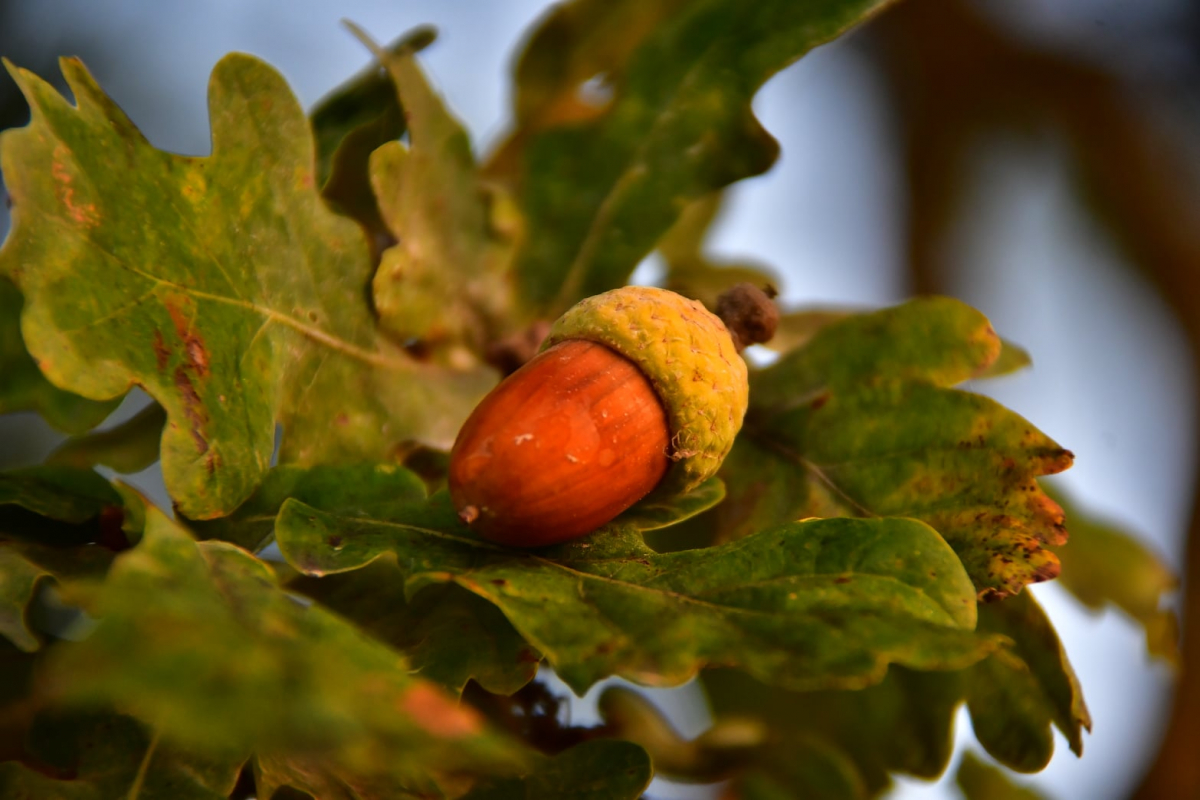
0, 55, 496, 519
188, 463, 427, 553
0, 278, 120, 434
975, 340, 1032, 380
462, 740, 652, 799
289, 559, 540, 697
347, 25, 519, 349
48, 505, 527, 788
494, 0, 892, 312
310, 27, 433, 189
956, 751, 1049, 800
47, 402, 165, 474
0, 710, 243, 800
736, 743, 867, 800
0, 540, 112, 651
769, 308, 857, 354
1049, 487, 1179, 665
0, 467, 125, 650
0, 466, 121, 526
721, 298, 1073, 600
657, 192, 780, 310
705, 665, 963, 797
966, 592, 1090, 771
277, 486, 995, 696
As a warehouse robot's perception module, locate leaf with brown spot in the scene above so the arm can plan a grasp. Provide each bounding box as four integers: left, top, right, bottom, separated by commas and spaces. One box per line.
719, 298, 1073, 600
0, 55, 496, 519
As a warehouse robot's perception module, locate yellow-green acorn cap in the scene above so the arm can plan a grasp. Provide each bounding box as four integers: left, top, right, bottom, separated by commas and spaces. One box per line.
542, 286, 749, 495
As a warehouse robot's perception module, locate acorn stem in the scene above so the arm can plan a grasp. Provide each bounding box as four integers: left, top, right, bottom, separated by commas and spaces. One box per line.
715, 283, 779, 353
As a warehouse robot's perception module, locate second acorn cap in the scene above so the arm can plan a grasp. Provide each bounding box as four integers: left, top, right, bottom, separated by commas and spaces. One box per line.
542, 286, 749, 496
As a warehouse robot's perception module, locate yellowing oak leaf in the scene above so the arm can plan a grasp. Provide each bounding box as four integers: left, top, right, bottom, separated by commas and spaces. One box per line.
350, 27, 520, 351
0, 56, 496, 519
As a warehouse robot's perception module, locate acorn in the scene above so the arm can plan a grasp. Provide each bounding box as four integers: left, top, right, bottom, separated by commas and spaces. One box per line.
449, 286, 749, 547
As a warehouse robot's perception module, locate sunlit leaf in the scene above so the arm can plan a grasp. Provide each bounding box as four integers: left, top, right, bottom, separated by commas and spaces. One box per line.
966, 591, 1090, 771
48, 505, 527, 788
1049, 487, 1179, 665
493, 0, 893, 312
347, 25, 520, 350
0, 710, 243, 800
721, 298, 1073, 599
277, 485, 995, 696
0, 55, 496, 519
0, 278, 120, 433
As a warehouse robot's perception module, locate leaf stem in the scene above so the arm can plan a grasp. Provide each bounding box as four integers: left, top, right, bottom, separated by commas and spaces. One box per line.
127, 727, 160, 800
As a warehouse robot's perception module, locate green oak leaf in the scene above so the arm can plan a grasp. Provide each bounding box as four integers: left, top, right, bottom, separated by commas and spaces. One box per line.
956, 751, 1049, 800
289, 558, 540, 697
462, 740, 653, 800
1049, 487, 1180, 665
187, 462, 427, 552
491, 0, 893, 312
276, 488, 995, 695
47, 504, 527, 787
704, 665, 963, 797
0, 278, 119, 433
351, 25, 519, 350
966, 592, 1091, 772
47, 402, 166, 474
0, 710, 243, 800
721, 298, 1073, 599
0, 55, 496, 520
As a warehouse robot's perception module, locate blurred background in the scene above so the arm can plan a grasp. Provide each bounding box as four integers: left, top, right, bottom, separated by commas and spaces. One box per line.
1, 1, 1196, 798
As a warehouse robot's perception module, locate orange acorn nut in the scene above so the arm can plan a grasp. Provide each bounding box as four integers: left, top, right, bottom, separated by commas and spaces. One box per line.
449, 286, 749, 547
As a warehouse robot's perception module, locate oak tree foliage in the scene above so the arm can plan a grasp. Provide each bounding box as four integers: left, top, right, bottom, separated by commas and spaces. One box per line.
0, 1, 1176, 797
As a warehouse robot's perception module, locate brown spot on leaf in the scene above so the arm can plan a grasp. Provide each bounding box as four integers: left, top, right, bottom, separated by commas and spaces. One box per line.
152, 329, 170, 373
51, 144, 100, 228
399, 684, 482, 739
174, 366, 208, 454
517, 649, 540, 664
327, 535, 342, 548
96, 506, 130, 551
834, 575, 852, 584
166, 297, 211, 378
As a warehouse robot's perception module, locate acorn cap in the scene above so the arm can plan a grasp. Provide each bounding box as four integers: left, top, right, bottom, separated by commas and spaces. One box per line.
542, 286, 749, 496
